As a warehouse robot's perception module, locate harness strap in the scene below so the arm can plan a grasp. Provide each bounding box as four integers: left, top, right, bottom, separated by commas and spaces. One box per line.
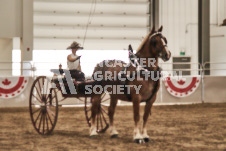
118, 45, 162, 101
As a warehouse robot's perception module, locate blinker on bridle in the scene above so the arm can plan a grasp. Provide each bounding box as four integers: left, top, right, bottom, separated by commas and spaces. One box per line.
149, 32, 168, 57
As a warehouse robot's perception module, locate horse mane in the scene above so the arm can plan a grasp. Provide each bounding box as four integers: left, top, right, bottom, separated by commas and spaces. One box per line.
136, 31, 152, 53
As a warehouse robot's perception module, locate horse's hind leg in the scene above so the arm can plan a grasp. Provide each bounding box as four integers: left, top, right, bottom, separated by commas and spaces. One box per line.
132, 95, 143, 143
90, 94, 101, 137
142, 94, 156, 143
108, 96, 118, 138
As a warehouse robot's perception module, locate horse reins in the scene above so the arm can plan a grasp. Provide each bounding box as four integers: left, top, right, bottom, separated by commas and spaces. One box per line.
118, 44, 162, 101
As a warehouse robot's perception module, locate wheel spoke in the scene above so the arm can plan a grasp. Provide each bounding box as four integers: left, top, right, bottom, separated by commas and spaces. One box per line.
37, 79, 42, 95
100, 93, 106, 100
101, 107, 108, 115
38, 112, 43, 131
101, 104, 109, 107
47, 94, 57, 104
100, 109, 107, 124
47, 111, 53, 127
43, 113, 45, 134
34, 86, 42, 101
32, 94, 42, 103
34, 110, 42, 124
32, 108, 41, 114
97, 113, 99, 131
46, 114, 49, 132
88, 114, 92, 121
42, 77, 47, 100
100, 112, 103, 129
46, 95, 50, 103
38, 79, 46, 101
47, 106, 56, 117
45, 80, 49, 100
101, 98, 110, 103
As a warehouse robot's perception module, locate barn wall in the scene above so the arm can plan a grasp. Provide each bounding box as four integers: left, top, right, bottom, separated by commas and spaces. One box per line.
159, 0, 226, 75
210, 0, 226, 75
159, 0, 198, 68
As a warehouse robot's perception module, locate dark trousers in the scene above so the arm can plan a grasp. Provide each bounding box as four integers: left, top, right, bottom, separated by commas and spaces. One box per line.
67, 70, 85, 81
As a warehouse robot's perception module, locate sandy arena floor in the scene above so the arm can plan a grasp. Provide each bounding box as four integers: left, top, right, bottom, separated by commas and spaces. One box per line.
0, 103, 226, 151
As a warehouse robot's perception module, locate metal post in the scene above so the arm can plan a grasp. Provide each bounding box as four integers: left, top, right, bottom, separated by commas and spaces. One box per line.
198, 0, 210, 75
149, 0, 153, 31
153, 0, 160, 28
21, 0, 33, 76
149, 0, 160, 31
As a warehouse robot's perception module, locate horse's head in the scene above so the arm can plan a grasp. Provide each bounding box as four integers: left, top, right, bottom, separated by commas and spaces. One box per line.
137, 26, 171, 62
148, 26, 171, 62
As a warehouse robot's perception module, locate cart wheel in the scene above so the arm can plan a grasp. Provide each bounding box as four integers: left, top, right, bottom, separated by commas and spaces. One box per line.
29, 76, 58, 135
85, 93, 110, 133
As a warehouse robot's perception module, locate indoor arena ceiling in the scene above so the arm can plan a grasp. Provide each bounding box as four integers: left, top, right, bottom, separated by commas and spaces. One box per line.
33, 0, 149, 50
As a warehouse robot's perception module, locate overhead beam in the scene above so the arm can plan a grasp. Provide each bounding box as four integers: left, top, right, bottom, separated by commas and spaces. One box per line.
34, 24, 148, 30
34, 36, 141, 41
34, 11, 149, 18
34, 0, 149, 5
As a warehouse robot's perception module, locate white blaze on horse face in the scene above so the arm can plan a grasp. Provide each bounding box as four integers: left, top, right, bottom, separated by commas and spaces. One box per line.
161, 38, 170, 59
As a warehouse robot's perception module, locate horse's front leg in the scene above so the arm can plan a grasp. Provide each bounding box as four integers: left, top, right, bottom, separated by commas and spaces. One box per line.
142, 94, 156, 143
108, 96, 118, 138
132, 95, 143, 143
90, 94, 101, 137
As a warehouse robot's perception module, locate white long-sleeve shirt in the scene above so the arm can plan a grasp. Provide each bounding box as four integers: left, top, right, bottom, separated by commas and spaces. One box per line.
67, 53, 80, 70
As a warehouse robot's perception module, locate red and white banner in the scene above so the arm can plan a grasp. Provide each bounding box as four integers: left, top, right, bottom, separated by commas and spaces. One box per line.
0, 77, 29, 99
164, 76, 201, 97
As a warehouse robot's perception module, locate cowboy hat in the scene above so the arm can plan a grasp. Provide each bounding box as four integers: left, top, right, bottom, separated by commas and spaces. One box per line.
67, 41, 84, 50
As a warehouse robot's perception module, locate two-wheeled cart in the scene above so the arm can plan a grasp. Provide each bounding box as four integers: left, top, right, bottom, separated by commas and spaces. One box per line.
29, 69, 109, 135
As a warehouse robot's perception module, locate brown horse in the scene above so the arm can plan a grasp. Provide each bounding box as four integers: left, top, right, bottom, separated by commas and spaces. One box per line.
89, 26, 171, 143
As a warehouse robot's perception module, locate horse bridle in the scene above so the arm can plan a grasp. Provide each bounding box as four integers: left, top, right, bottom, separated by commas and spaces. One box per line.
120, 46, 162, 78
150, 32, 169, 60
118, 32, 168, 79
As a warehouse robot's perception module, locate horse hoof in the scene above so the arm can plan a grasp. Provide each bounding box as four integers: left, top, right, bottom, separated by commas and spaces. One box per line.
134, 139, 144, 144
144, 138, 150, 143
111, 134, 118, 138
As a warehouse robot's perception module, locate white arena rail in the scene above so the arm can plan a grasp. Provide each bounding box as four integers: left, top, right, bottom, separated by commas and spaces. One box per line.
0, 61, 34, 77
0, 62, 226, 107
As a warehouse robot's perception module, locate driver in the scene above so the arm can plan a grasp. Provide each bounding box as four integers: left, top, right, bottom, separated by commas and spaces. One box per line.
67, 41, 85, 81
